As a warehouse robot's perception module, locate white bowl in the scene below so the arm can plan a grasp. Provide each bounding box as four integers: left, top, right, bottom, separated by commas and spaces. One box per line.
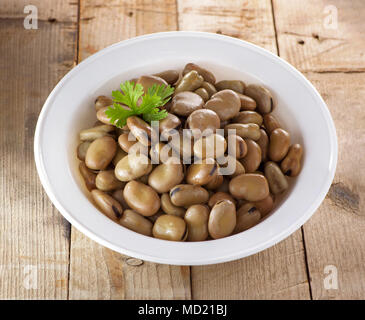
34, 31, 337, 265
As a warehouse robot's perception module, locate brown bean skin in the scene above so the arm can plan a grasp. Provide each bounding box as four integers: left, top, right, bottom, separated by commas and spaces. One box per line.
91, 189, 123, 221
95, 170, 125, 191
269, 128, 290, 162
204, 89, 241, 121
237, 93, 257, 111
234, 203, 261, 233
114, 153, 152, 181
118, 132, 138, 153
161, 193, 186, 217
239, 139, 262, 173
208, 200, 236, 239
204, 174, 224, 190
256, 129, 269, 162
253, 194, 274, 217
194, 88, 210, 102
170, 184, 209, 207
186, 158, 218, 185
85, 136, 117, 170
182, 63, 216, 84
95, 96, 113, 112
186, 109, 220, 134
153, 215, 188, 241
123, 181, 160, 216
127, 116, 156, 147
153, 70, 179, 84
245, 84, 273, 114
137, 75, 168, 93
263, 113, 281, 134
264, 161, 289, 195
171, 91, 204, 116
175, 70, 204, 94
208, 192, 236, 208
232, 111, 263, 126
159, 113, 181, 137
224, 123, 261, 141
281, 144, 303, 177
229, 173, 270, 201
77, 141, 91, 161
79, 162, 96, 191
184, 205, 209, 241
111, 189, 130, 209
215, 80, 245, 94
79, 124, 114, 141
112, 147, 128, 166
201, 81, 217, 97
119, 209, 153, 236
193, 134, 227, 159
226, 134, 247, 159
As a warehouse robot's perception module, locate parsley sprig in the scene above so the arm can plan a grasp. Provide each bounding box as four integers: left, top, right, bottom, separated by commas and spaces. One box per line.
105, 81, 174, 128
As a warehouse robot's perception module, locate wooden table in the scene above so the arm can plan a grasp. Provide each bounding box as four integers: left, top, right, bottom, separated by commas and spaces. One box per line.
1, 0, 364, 300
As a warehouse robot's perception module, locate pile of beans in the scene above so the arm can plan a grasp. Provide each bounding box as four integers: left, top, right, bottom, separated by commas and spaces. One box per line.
77, 63, 303, 241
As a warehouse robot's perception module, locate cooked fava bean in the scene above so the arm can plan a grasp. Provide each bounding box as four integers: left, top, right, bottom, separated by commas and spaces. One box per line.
232, 111, 263, 126
193, 133, 227, 159
119, 209, 153, 236
77, 141, 91, 161
253, 194, 274, 217
201, 81, 217, 97
137, 75, 168, 92
224, 123, 261, 141
184, 205, 209, 241
150, 142, 175, 163
216, 177, 230, 193
208, 200, 236, 239
96, 106, 112, 125
127, 116, 157, 147
112, 147, 127, 166
186, 109, 220, 134
215, 80, 245, 94
159, 113, 181, 137
148, 158, 184, 193
264, 161, 288, 194
227, 134, 247, 159
263, 113, 281, 134
161, 193, 186, 217
237, 93, 257, 111
175, 70, 204, 94
281, 144, 303, 177
95, 95, 113, 111
222, 155, 246, 177
269, 128, 290, 162
234, 203, 261, 233
137, 173, 150, 184
91, 189, 123, 221
208, 192, 236, 208
182, 63, 216, 84
186, 158, 218, 185
85, 136, 117, 170
205, 174, 223, 190
256, 129, 269, 162
170, 184, 209, 207
96, 170, 125, 191
168, 131, 194, 160
171, 91, 204, 116
229, 173, 269, 201
79, 162, 96, 191
118, 132, 138, 153
239, 139, 262, 173
204, 89, 241, 121
245, 84, 273, 114
111, 189, 130, 209
153, 70, 179, 84
124, 180, 160, 216
79, 124, 114, 141
153, 215, 187, 241
194, 87, 210, 102
114, 153, 152, 181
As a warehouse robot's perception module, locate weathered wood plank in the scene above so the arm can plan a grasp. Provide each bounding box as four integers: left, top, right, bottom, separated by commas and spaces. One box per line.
301, 73, 365, 299
273, 0, 365, 72
0, 0, 77, 299
177, 0, 311, 300
68, 0, 191, 300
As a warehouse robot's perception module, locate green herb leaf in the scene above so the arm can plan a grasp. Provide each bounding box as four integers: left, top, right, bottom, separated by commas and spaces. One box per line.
105, 80, 174, 128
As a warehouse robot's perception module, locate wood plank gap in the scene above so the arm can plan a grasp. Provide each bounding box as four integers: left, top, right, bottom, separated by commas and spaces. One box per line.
270, 0, 280, 57
300, 226, 313, 299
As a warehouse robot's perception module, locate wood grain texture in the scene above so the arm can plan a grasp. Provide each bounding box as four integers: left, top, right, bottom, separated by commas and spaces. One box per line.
273, 0, 365, 72
177, 0, 277, 53
301, 73, 365, 299
177, 0, 311, 300
0, 1, 77, 299
68, 0, 191, 300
